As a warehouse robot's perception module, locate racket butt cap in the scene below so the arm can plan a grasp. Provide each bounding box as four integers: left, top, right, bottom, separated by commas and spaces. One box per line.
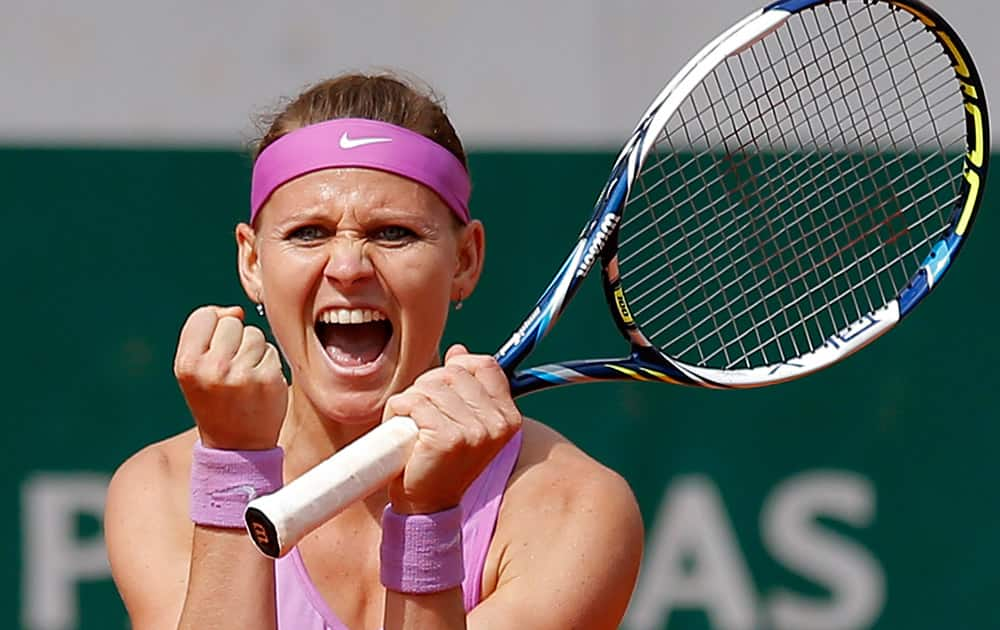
245, 506, 282, 558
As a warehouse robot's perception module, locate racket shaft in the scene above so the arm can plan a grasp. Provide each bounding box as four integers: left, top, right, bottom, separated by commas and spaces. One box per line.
245, 416, 418, 557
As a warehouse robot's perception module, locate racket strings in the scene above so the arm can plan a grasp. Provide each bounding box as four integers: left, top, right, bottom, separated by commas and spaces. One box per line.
628, 7, 948, 338
753, 30, 867, 340
625, 122, 962, 346
625, 72, 961, 338
651, 130, 961, 366
621, 21, 950, 268
668, 43, 956, 366
620, 29, 955, 285
616, 1, 967, 369
665, 66, 959, 364
812, 7, 913, 311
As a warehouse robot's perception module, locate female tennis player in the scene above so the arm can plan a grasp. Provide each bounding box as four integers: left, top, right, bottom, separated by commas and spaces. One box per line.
104, 72, 643, 630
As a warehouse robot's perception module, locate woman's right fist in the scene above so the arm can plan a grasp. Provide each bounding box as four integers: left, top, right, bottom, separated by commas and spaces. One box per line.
173, 305, 288, 449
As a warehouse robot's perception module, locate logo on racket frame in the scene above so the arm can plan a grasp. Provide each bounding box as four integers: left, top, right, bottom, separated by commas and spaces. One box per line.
497, 306, 543, 359
576, 213, 620, 278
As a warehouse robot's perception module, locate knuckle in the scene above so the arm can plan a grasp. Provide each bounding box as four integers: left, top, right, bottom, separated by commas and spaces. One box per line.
466, 423, 489, 446
506, 411, 524, 432
209, 357, 232, 379
385, 391, 405, 406
496, 403, 520, 426
262, 345, 282, 367
244, 326, 266, 342
175, 355, 211, 381
413, 394, 436, 414
385, 391, 416, 414
440, 428, 463, 451
190, 305, 217, 321
484, 411, 508, 435
218, 315, 243, 331
473, 354, 499, 369
484, 362, 508, 383
453, 353, 496, 372
442, 364, 467, 383
173, 355, 196, 377
248, 363, 272, 383
414, 368, 444, 387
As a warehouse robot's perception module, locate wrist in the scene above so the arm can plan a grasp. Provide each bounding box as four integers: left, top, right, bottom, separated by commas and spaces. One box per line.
386, 498, 460, 515
189, 441, 284, 529
388, 482, 462, 515
197, 430, 279, 451
380, 504, 465, 594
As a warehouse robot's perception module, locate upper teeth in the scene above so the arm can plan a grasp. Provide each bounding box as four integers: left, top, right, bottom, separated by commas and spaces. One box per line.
319, 309, 386, 325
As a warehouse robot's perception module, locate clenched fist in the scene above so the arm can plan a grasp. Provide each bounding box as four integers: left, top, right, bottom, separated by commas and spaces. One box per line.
173, 305, 288, 450
385, 344, 522, 514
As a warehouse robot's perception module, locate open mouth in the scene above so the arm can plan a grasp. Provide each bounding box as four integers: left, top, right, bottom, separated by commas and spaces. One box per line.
315, 308, 393, 368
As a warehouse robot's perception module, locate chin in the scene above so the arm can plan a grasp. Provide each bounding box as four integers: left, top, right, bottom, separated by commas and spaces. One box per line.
312, 388, 388, 426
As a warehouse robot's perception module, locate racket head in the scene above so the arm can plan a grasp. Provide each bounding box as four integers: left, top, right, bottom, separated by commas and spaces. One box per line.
598, 0, 988, 388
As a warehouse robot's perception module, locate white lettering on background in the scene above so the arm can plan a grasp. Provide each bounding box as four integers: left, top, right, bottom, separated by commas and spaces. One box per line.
625, 472, 885, 630
22, 474, 110, 630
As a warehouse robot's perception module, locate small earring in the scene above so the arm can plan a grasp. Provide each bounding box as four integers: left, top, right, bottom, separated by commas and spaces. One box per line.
255, 302, 266, 317
454, 291, 464, 311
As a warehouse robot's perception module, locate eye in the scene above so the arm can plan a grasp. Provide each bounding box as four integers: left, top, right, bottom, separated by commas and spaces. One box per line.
373, 225, 416, 243
287, 225, 330, 242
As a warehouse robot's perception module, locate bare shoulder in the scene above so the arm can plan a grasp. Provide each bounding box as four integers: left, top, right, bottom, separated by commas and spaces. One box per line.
474, 419, 643, 629
508, 418, 641, 518
105, 429, 198, 622
107, 428, 197, 522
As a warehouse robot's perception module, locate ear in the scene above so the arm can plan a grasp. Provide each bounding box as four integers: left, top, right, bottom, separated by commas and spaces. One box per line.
235, 223, 264, 304
451, 219, 486, 300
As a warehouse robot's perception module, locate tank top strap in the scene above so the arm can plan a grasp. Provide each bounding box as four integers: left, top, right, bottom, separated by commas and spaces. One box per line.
275, 430, 525, 627
275, 547, 347, 629
458, 430, 524, 611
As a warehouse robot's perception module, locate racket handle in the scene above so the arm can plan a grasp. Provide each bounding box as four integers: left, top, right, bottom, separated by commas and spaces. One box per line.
244, 416, 419, 558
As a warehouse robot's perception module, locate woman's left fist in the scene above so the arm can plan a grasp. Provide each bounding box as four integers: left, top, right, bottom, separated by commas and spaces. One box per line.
383, 344, 522, 514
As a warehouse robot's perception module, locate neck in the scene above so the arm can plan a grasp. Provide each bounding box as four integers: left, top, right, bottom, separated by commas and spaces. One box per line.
278, 385, 381, 477
276, 354, 443, 500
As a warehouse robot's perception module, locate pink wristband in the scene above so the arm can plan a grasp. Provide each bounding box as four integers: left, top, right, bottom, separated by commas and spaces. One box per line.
380, 504, 465, 594
190, 440, 284, 528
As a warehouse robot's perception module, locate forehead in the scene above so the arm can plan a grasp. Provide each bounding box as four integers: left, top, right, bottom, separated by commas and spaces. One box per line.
260, 167, 451, 222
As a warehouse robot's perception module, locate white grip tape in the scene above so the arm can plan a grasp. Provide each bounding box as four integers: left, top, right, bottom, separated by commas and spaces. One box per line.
245, 416, 419, 557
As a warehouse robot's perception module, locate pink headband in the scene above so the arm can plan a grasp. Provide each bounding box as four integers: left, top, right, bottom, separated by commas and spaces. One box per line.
250, 118, 471, 224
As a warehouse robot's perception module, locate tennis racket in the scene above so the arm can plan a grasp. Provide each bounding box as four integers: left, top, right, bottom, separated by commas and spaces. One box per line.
245, 0, 988, 558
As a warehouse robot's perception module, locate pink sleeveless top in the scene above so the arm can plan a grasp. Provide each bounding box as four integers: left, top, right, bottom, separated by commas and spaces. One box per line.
274, 431, 523, 629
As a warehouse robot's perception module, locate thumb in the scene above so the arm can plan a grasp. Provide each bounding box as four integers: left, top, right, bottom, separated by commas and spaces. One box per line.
444, 343, 469, 363
213, 305, 245, 321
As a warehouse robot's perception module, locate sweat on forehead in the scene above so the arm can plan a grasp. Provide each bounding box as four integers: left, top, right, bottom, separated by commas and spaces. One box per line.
250, 118, 471, 225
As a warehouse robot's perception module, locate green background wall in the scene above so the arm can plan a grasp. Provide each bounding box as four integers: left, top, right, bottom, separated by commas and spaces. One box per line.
3, 147, 997, 629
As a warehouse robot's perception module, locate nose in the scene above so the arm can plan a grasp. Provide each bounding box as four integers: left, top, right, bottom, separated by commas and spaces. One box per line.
322, 235, 375, 287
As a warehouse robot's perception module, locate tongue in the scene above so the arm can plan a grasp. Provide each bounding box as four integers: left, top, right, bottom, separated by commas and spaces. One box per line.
320, 322, 389, 367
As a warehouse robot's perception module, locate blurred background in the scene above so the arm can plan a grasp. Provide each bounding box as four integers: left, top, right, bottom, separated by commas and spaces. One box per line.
3, 1, 997, 628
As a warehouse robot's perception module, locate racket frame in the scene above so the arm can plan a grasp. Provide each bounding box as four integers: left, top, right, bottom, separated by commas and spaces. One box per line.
509, 0, 989, 391
244, 0, 989, 557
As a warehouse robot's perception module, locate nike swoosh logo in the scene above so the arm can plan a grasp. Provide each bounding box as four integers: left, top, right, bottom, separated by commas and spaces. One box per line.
339, 132, 393, 149
210, 485, 259, 502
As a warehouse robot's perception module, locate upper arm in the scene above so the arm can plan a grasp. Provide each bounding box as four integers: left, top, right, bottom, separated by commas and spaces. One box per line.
468, 436, 644, 630
105, 443, 191, 630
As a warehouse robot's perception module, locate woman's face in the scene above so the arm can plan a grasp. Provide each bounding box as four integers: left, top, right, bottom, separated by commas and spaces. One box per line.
238, 168, 483, 425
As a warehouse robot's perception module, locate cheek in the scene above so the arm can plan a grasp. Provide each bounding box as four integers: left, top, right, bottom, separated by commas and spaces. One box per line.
258, 250, 323, 340
384, 250, 455, 315
263, 252, 319, 300
400, 270, 453, 310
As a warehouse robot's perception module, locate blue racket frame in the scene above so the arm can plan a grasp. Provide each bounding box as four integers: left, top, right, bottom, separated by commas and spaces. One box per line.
493, 0, 989, 396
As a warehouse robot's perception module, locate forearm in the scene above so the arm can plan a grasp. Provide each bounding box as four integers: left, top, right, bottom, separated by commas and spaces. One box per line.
384, 589, 467, 630
177, 526, 277, 630
379, 501, 469, 629
174, 431, 284, 628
